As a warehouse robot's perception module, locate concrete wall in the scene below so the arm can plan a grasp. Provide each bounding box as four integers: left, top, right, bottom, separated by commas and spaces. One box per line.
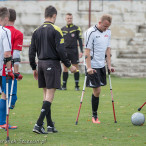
0, 1, 146, 74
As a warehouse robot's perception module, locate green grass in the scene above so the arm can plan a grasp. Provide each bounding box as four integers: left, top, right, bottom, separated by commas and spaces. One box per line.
0, 74, 146, 146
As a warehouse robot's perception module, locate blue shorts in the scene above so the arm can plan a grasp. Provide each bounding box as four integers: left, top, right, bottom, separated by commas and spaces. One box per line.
0, 76, 2, 94
2, 76, 17, 109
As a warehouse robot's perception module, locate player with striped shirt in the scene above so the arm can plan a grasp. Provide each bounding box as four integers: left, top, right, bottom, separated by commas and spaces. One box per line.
0, 8, 23, 129
84, 14, 115, 124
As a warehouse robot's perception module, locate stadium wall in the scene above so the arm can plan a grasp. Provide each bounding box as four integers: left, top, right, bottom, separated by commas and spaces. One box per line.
0, 1, 146, 75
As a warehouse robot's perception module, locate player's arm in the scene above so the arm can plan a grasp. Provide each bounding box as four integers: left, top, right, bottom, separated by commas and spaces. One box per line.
4, 51, 12, 69
13, 32, 23, 80
13, 50, 23, 80
106, 47, 111, 69
3, 29, 14, 79
84, 48, 91, 68
4, 52, 14, 80
106, 30, 114, 72
84, 30, 95, 74
3, 29, 12, 69
84, 48, 95, 74
13, 50, 20, 73
106, 47, 115, 72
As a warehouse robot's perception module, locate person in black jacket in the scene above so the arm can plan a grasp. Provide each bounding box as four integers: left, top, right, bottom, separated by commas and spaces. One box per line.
61, 13, 83, 91
29, 6, 76, 134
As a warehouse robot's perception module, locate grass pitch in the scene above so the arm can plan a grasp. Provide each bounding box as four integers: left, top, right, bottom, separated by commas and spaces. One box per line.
0, 74, 146, 146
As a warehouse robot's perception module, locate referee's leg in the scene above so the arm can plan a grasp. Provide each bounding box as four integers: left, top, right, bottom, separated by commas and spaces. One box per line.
33, 88, 56, 134
62, 64, 68, 90
36, 88, 55, 127
72, 64, 80, 90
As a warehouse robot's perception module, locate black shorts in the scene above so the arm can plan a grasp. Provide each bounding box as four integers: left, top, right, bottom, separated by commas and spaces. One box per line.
66, 48, 79, 64
38, 60, 61, 89
86, 67, 107, 88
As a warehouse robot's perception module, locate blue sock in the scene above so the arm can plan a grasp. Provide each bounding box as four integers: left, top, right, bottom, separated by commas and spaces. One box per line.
10, 94, 17, 109
0, 99, 6, 125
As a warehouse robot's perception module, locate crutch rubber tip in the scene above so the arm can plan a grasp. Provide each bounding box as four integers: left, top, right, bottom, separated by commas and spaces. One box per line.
114, 121, 117, 123
6, 137, 9, 141
75, 121, 78, 125
138, 108, 141, 111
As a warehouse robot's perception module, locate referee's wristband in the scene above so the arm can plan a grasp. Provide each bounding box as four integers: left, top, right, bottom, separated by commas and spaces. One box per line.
68, 65, 72, 69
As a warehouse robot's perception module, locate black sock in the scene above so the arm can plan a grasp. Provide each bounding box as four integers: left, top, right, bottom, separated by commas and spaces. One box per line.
46, 105, 54, 127
37, 101, 51, 126
43, 101, 54, 127
63, 72, 68, 87
74, 72, 79, 87
91, 94, 99, 117
42, 101, 53, 127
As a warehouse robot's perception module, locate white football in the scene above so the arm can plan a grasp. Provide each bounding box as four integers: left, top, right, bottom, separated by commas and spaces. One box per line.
131, 112, 145, 126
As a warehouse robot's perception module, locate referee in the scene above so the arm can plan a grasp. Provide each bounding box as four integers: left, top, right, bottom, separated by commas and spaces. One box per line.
29, 6, 76, 134
61, 13, 83, 91
84, 14, 115, 124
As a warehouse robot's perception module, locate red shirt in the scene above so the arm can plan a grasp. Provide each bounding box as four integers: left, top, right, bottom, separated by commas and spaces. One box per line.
2, 26, 23, 76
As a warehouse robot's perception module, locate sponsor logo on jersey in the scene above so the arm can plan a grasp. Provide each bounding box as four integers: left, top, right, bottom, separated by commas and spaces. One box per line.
71, 33, 75, 37
104, 34, 108, 37
41, 109, 45, 112
96, 36, 100, 38
60, 38, 64, 44
47, 68, 52, 71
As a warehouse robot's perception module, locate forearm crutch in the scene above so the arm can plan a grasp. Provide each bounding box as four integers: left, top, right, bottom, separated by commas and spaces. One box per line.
8, 59, 14, 111
5, 59, 14, 141
138, 102, 146, 111
5, 66, 10, 141
75, 59, 87, 125
107, 67, 117, 123
75, 73, 87, 125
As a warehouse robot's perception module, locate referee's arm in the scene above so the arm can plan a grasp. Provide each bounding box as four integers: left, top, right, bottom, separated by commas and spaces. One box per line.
29, 32, 37, 70
55, 29, 71, 68
77, 26, 83, 53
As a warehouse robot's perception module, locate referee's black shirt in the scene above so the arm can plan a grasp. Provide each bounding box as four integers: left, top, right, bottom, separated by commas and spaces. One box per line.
61, 24, 83, 52
29, 21, 71, 70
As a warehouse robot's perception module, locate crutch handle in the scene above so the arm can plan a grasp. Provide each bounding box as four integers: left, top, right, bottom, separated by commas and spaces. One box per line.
106, 65, 110, 75
85, 66, 87, 76
108, 69, 110, 75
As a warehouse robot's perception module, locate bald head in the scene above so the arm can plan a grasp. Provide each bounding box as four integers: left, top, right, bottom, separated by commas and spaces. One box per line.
98, 14, 112, 32
100, 14, 112, 23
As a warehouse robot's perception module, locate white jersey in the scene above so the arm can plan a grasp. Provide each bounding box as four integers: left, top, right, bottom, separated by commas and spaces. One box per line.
84, 25, 111, 68
0, 26, 11, 76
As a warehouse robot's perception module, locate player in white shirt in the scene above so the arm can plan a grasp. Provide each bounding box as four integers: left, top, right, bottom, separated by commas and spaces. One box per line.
0, 7, 14, 94
84, 14, 115, 124
0, 7, 14, 129
0, 24, 11, 94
